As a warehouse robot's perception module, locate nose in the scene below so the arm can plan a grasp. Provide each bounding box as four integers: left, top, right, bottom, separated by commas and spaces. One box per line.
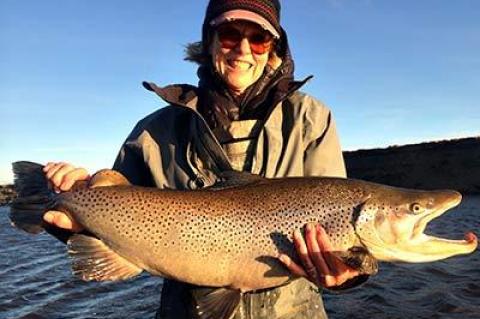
235, 37, 252, 54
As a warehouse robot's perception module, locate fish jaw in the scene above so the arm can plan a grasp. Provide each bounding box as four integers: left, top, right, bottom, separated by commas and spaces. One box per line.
364, 231, 478, 263
356, 189, 478, 263
394, 232, 478, 262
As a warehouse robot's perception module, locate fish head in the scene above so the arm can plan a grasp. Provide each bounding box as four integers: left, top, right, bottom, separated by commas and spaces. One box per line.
355, 187, 478, 263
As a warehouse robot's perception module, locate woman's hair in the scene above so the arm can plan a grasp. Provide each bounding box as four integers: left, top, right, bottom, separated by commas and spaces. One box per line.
184, 41, 207, 65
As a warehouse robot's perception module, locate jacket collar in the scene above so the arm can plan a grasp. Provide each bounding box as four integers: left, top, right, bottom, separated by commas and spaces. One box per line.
142, 76, 312, 113
142, 82, 200, 109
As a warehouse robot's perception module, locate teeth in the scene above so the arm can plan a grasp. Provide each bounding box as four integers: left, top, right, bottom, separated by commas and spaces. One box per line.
229, 60, 251, 70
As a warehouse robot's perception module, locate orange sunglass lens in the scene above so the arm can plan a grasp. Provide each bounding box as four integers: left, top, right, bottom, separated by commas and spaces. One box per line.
217, 26, 272, 54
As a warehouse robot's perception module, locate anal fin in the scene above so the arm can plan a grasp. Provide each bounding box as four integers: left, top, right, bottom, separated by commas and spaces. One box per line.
67, 234, 142, 281
191, 287, 242, 319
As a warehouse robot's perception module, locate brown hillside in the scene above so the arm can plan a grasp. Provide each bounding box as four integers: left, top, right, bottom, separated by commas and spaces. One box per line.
344, 137, 480, 193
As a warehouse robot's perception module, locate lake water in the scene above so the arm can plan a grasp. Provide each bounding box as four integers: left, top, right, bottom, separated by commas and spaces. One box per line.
0, 196, 479, 319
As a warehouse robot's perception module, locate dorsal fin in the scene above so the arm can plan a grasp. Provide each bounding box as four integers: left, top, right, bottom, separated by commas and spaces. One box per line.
191, 287, 242, 319
209, 170, 266, 190
88, 169, 131, 188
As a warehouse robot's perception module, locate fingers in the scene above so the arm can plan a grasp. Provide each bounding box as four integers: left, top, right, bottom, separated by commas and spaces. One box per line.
278, 254, 307, 277
315, 224, 333, 252
61, 167, 90, 191
44, 162, 67, 181
292, 228, 320, 283
316, 224, 359, 282
324, 255, 359, 286
43, 162, 90, 192
42, 162, 87, 233
315, 224, 339, 280
317, 224, 360, 286
305, 223, 330, 285
281, 223, 360, 288
44, 210, 84, 232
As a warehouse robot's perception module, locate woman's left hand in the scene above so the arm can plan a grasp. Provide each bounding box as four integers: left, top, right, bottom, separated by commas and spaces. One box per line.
278, 223, 359, 288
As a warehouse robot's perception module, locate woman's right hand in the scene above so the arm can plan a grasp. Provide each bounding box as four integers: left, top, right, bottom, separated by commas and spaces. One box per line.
42, 162, 90, 232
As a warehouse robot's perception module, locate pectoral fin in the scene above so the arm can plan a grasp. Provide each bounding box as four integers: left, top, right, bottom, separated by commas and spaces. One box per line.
326, 247, 378, 291
67, 234, 142, 281
191, 287, 242, 319
334, 246, 378, 276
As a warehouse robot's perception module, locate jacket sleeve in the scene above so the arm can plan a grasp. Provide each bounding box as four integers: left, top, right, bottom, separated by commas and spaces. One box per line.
112, 139, 155, 187
302, 96, 347, 178
112, 116, 156, 187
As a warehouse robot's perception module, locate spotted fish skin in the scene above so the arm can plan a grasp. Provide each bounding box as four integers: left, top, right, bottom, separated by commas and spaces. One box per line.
57, 177, 369, 290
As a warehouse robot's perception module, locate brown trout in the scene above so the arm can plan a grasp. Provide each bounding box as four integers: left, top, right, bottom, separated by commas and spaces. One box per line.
10, 161, 478, 319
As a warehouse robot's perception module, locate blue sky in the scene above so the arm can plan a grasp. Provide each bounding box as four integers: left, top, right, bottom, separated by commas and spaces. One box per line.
1, 0, 479, 184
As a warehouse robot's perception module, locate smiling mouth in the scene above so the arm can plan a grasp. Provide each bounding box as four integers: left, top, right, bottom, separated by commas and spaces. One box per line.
227, 60, 253, 70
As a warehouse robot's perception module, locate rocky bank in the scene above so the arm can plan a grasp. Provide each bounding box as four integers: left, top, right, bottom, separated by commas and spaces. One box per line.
0, 185, 16, 206
344, 137, 480, 194
1, 137, 479, 206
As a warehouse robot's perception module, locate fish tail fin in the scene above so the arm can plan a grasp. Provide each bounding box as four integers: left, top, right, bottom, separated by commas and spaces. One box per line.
9, 161, 55, 234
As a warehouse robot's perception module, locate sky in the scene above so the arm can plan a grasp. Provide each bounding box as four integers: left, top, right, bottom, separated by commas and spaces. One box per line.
1, 0, 479, 184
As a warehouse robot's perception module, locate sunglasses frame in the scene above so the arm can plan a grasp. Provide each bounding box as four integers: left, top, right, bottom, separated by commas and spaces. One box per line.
215, 23, 274, 55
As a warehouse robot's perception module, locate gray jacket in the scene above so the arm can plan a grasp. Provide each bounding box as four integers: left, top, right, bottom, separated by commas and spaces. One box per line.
113, 82, 346, 319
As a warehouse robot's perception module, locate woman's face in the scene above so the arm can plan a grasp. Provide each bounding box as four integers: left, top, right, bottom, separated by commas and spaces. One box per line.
210, 21, 273, 95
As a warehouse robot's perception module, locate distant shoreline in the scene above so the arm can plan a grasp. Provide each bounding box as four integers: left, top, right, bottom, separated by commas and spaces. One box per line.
344, 136, 480, 194
2, 136, 479, 206
0, 185, 15, 206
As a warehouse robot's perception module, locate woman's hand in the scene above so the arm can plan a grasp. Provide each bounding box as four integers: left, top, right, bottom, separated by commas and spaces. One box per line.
43, 162, 90, 192
278, 223, 359, 288
42, 162, 90, 232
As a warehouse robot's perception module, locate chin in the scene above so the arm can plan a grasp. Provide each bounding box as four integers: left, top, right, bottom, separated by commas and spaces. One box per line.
226, 83, 247, 92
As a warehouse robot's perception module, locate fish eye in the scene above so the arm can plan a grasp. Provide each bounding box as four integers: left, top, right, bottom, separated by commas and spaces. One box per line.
409, 203, 425, 214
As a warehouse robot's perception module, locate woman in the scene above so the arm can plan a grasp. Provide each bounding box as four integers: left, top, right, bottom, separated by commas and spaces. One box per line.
43, 0, 363, 318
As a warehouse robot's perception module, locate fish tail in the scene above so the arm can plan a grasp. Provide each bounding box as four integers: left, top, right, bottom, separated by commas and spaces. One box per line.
9, 161, 56, 234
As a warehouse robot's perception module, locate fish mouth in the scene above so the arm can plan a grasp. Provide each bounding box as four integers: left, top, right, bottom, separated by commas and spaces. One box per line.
411, 191, 462, 239
404, 192, 478, 262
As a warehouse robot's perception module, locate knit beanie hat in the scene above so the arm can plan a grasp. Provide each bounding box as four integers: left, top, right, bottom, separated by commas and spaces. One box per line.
204, 0, 281, 39
196, 0, 288, 63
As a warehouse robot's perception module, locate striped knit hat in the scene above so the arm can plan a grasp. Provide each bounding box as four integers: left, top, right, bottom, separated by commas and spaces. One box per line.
203, 0, 282, 39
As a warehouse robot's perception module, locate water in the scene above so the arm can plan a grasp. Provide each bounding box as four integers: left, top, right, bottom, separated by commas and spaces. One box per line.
324, 195, 480, 319
1, 197, 479, 319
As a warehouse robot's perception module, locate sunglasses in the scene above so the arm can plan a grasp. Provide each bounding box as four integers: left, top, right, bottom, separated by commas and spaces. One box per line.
216, 24, 274, 55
